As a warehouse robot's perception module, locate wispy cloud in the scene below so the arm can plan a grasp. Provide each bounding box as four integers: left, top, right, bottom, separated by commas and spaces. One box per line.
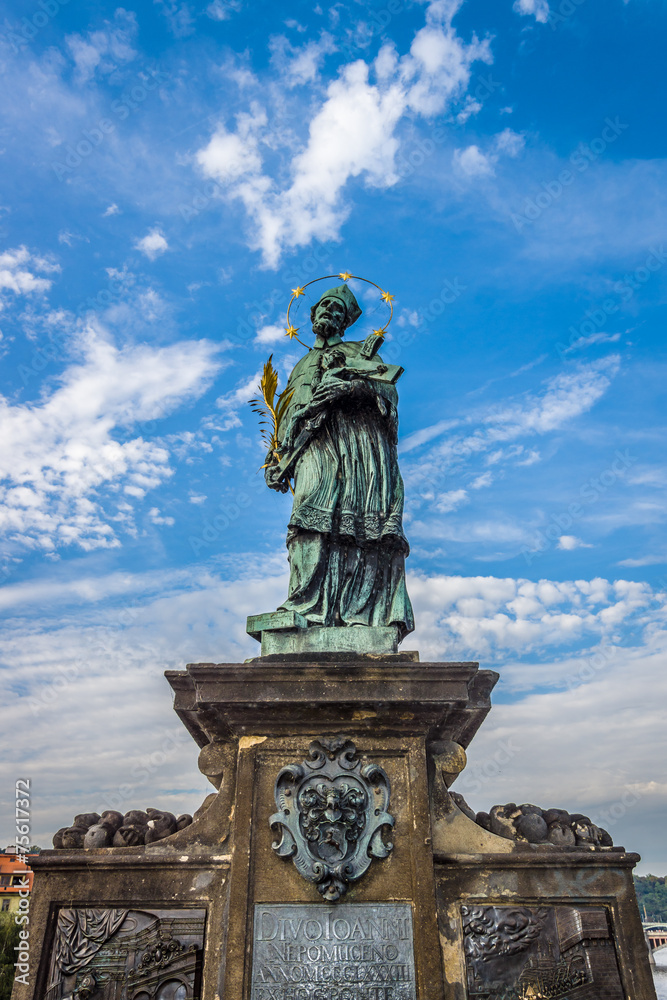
402, 356, 619, 457
0, 246, 59, 310
65, 8, 138, 82
196, 0, 492, 265
512, 0, 550, 24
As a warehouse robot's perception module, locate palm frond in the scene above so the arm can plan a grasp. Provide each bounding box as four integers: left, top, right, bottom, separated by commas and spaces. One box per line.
249, 355, 294, 463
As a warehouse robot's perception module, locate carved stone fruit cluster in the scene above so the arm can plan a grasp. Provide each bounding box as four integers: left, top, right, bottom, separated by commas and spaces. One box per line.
52, 808, 193, 849
450, 793, 614, 849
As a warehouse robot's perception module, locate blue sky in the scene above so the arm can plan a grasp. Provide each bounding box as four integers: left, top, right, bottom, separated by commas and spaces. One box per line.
0, 0, 665, 869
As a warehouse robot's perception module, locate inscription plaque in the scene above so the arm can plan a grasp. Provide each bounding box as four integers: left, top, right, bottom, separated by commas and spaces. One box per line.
251, 902, 416, 1000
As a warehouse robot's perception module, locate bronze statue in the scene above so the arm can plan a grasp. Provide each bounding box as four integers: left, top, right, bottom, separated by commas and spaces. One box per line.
258, 281, 414, 640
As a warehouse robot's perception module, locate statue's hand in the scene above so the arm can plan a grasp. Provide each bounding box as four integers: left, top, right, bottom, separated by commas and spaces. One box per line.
310, 376, 363, 410
265, 462, 290, 494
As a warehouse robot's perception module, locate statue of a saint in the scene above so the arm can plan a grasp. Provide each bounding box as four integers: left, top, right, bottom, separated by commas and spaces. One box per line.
264, 283, 414, 639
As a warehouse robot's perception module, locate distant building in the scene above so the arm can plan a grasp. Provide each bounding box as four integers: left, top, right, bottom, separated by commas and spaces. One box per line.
0, 848, 36, 914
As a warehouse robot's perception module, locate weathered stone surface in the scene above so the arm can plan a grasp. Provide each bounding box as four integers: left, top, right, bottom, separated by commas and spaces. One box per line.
548, 821, 577, 847
100, 810, 124, 831
123, 809, 148, 825
435, 850, 653, 1000
60, 826, 87, 849
73, 812, 100, 829
166, 660, 498, 746
515, 811, 548, 843
83, 823, 115, 848
432, 740, 467, 791
260, 623, 399, 657
113, 824, 146, 847
22, 654, 656, 1000
450, 791, 476, 821
489, 803, 518, 840
52, 828, 67, 849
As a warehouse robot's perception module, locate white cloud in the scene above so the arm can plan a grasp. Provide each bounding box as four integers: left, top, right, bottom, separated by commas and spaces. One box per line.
400, 418, 461, 453
206, 0, 241, 20
196, 119, 263, 184
459, 634, 667, 864
410, 572, 659, 663
0, 563, 286, 845
557, 534, 593, 550
453, 130, 524, 178
0, 246, 59, 310
196, 0, 491, 265
103, 203, 120, 217
135, 228, 169, 260
512, 0, 550, 23
453, 144, 494, 177
270, 32, 337, 88
65, 9, 138, 82
481, 356, 619, 437
212, 371, 263, 432
153, 0, 195, 37
470, 471, 493, 489
254, 324, 286, 344
562, 331, 621, 355
436, 488, 469, 513
148, 506, 175, 526
0, 322, 221, 553
494, 127, 525, 157
456, 96, 482, 124
618, 554, 667, 568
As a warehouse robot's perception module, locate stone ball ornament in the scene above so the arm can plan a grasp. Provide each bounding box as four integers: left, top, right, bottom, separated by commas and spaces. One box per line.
451, 794, 615, 849
52, 807, 193, 848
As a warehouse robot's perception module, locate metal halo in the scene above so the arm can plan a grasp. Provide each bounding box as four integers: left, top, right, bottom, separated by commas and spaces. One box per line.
284, 272, 395, 345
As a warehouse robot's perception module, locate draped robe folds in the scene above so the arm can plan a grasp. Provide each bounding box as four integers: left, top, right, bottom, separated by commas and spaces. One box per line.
53, 908, 128, 977
275, 340, 414, 639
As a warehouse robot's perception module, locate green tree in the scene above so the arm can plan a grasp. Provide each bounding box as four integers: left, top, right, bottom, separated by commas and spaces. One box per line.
634, 875, 667, 922
0, 914, 20, 1000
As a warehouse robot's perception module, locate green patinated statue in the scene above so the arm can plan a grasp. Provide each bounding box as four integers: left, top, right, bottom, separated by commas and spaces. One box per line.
263, 283, 414, 640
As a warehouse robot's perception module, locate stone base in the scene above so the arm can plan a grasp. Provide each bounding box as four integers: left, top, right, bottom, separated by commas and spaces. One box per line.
18, 657, 658, 1000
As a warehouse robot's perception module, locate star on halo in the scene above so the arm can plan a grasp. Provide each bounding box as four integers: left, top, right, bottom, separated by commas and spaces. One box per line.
339, 271, 352, 281
380, 291, 394, 303
285, 324, 300, 339
291, 286, 305, 298
373, 328, 386, 337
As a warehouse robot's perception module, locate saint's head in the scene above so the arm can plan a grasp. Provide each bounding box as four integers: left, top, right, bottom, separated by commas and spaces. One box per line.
311, 283, 362, 343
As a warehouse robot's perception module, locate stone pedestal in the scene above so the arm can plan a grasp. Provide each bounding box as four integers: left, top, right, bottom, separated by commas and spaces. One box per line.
16, 656, 657, 1000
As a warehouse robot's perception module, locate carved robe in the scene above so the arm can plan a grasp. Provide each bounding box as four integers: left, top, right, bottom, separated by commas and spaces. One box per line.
276, 340, 414, 638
